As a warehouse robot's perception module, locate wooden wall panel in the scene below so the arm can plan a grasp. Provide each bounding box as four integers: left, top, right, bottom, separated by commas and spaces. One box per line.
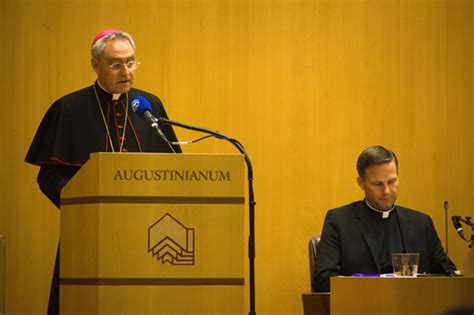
0, 0, 472, 314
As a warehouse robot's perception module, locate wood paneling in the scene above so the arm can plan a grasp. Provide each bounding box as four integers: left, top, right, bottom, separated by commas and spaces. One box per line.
0, 0, 472, 313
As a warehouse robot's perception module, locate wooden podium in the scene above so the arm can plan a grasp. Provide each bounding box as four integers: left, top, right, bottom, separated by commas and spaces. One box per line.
59, 152, 246, 314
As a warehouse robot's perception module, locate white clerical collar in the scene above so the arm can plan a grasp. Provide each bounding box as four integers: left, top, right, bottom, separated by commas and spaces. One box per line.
365, 200, 395, 219
97, 81, 121, 100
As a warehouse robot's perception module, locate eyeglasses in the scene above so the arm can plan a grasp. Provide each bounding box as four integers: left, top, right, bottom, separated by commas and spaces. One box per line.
108, 60, 141, 71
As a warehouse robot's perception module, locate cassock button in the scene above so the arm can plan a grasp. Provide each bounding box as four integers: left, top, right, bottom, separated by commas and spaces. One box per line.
116, 112, 122, 117
113, 100, 120, 106
122, 148, 128, 152
117, 125, 124, 129
120, 136, 126, 141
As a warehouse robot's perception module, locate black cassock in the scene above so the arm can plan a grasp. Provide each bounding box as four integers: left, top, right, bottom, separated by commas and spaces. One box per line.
25, 82, 181, 314
25, 81, 181, 206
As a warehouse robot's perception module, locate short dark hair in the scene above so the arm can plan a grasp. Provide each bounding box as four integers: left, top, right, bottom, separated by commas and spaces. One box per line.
357, 145, 398, 178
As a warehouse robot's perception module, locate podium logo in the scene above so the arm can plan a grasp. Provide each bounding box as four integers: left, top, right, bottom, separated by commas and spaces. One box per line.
148, 213, 195, 265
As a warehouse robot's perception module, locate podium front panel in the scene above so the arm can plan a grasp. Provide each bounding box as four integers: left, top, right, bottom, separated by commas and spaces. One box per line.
60, 153, 246, 314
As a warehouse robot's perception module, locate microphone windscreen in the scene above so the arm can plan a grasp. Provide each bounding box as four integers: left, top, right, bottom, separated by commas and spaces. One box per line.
131, 96, 153, 115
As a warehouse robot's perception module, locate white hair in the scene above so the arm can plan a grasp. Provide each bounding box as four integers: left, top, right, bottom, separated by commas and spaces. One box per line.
91, 31, 136, 59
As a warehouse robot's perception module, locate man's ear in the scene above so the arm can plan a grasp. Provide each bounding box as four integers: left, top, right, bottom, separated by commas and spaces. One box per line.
357, 176, 365, 191
91, 58, 99, 74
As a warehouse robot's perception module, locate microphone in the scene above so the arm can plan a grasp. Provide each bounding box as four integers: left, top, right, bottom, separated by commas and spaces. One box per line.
131, 96, 175, 153
452, 216, 466, 240
131, 96, 158, 126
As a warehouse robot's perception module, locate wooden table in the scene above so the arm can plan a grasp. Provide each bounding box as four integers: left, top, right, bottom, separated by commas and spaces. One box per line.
303, 276, 474, 315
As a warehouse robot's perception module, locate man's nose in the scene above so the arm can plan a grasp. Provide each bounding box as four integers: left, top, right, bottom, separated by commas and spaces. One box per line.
119, 64, 131, 74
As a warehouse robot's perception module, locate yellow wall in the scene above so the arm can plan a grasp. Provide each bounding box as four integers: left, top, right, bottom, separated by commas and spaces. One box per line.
0, 0, 472, 314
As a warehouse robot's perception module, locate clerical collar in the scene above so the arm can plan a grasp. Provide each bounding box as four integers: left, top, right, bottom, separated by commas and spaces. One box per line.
365, 199, 395, 219
96, 80, 121, 100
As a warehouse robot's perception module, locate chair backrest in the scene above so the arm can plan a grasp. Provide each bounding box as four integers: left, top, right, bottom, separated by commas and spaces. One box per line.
304, 235, 330, 315
308, 235, 321, 289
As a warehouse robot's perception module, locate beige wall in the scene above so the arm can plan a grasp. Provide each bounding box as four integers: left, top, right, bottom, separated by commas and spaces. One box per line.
0, 0, 472, 314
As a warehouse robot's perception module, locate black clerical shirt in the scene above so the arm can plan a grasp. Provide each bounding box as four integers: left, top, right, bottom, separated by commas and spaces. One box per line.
366, 205, 405, 273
